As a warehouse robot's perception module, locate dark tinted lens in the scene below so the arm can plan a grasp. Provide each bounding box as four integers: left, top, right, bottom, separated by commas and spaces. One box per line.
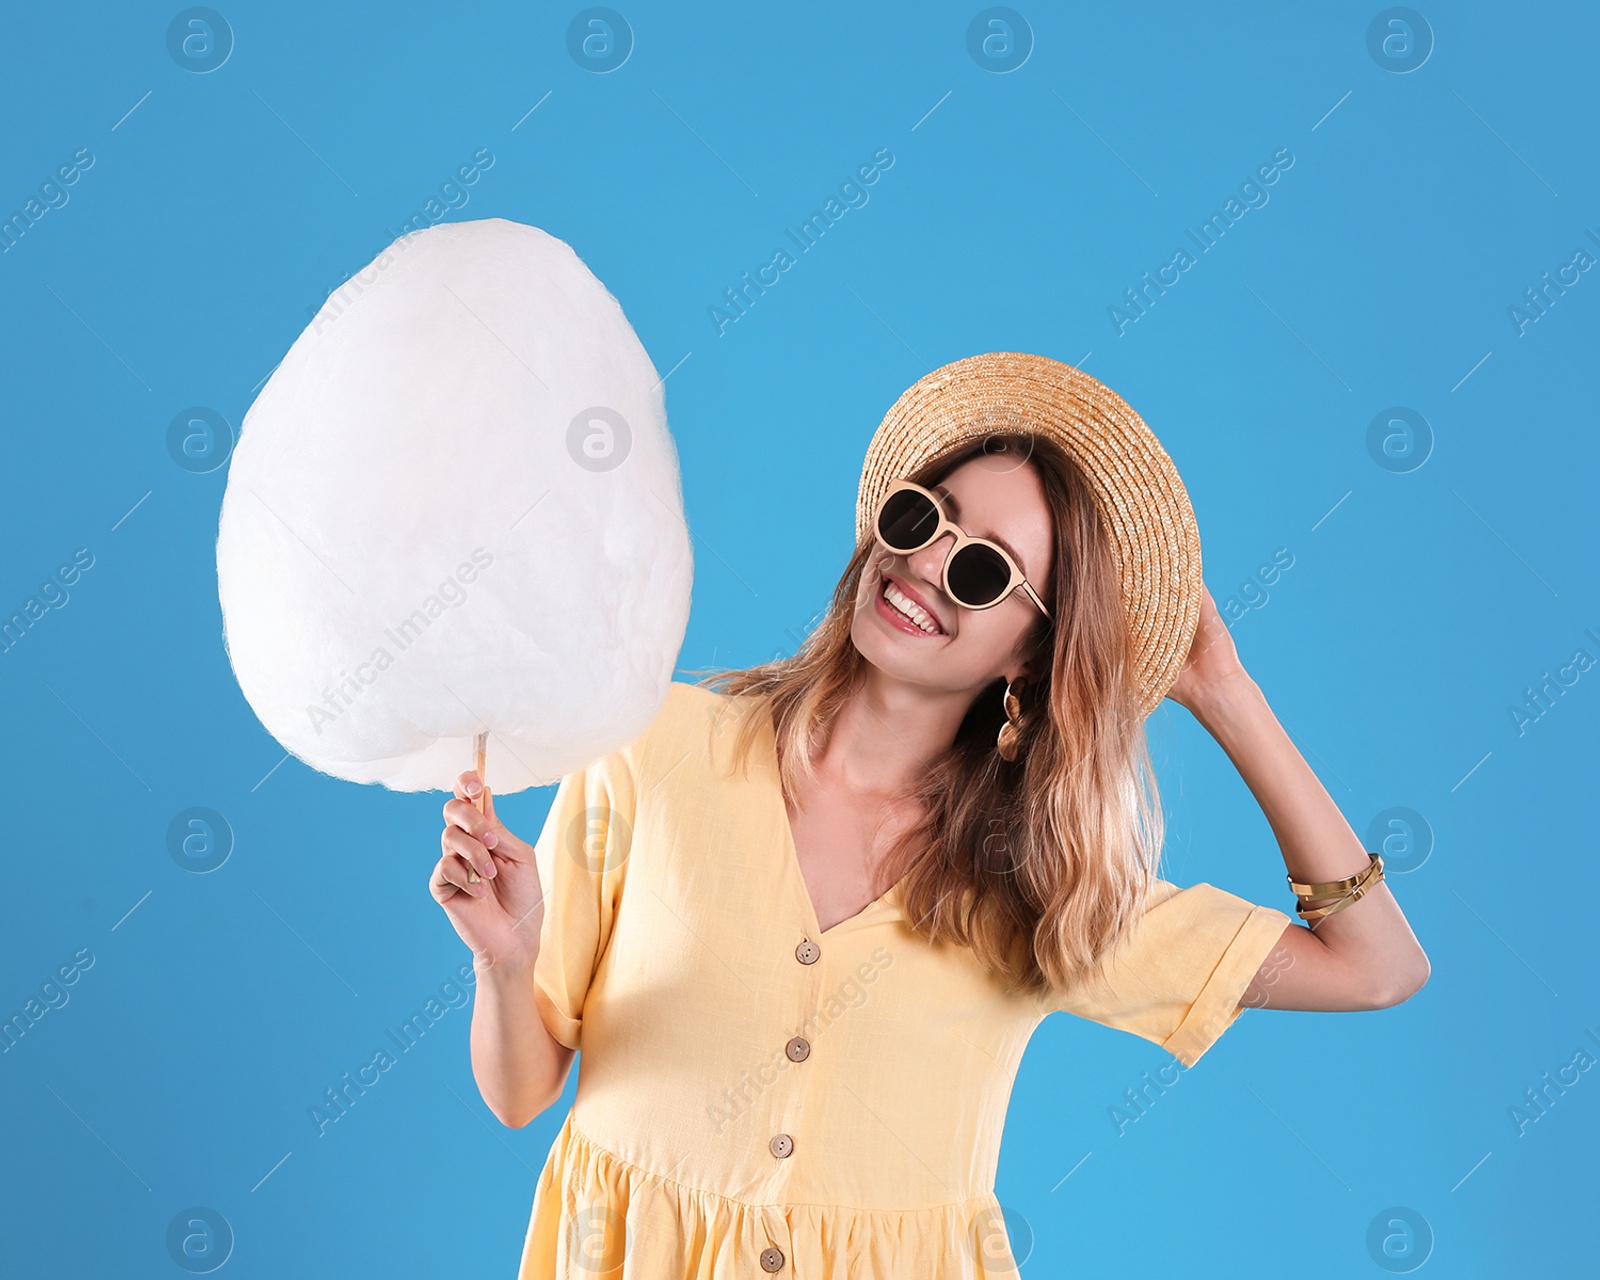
877, 489, 941, 551
947, 543, 1012, 607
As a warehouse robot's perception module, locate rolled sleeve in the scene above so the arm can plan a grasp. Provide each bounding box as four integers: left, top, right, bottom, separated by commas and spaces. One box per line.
529, 747, 636, 1052
1042, 880, 1295, 1068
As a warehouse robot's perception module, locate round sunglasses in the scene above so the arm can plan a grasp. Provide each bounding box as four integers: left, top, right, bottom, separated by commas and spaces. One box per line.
873, 480, 1052, 619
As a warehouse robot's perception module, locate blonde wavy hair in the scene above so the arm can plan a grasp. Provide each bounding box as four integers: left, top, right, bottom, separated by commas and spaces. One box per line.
692, 434, 1164, 1001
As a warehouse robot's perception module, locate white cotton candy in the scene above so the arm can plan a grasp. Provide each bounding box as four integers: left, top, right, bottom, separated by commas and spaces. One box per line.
216, 218, 692, 794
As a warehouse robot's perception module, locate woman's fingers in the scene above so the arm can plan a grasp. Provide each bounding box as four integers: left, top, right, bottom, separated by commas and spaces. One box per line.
442, 797, 500, 860
430, 851, 488, 902
442, 823, 497, 880
443, 795, 493, 836
453, 771, 505, 831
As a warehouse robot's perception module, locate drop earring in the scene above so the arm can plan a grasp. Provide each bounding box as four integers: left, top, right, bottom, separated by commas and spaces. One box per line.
996, 675, 1027, 762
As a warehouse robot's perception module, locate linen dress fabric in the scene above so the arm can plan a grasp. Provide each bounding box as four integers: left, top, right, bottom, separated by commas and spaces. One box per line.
516, 683, 1292, 1278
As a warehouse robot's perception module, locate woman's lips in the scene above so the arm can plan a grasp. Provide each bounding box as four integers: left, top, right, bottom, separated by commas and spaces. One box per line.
875, 575, 946, 637
885, 573, 944, 628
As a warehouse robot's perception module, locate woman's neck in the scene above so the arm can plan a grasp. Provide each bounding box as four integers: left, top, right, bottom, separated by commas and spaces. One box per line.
815, 671, 973, 797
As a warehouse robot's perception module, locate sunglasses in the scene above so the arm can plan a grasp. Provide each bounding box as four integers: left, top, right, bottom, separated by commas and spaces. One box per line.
873, 480, 1052, 619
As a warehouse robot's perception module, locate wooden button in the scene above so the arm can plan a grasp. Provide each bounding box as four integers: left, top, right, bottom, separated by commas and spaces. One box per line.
785, 1036, 810, 1063
760, 1245, 786, 1272
795, 939, 820, 965
769, 1133, 794, 1159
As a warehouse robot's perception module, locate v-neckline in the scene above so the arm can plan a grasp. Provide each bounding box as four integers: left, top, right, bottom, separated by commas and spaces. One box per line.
761, 703, 910, 940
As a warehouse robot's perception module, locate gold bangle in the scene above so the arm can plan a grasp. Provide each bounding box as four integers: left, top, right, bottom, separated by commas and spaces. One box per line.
1287, 851, 1382, 899
1293, 855, 1385, 921
1293, 853, 1382, 908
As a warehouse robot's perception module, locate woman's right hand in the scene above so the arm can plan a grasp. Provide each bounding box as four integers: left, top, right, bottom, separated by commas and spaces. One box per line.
431, 771, 545, 970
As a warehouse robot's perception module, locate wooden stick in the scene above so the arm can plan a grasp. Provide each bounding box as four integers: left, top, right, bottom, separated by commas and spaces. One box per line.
473, 731, 488, 814
467, 731, 489, 884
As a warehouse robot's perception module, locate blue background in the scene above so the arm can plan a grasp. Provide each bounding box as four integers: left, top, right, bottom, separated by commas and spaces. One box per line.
2, 2, 1595, 1276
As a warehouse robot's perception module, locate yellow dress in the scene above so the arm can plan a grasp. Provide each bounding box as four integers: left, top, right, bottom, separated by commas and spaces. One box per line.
516, 682, 1293, 1278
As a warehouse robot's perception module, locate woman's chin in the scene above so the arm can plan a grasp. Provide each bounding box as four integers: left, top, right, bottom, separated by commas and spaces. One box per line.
851, 611, 935, 678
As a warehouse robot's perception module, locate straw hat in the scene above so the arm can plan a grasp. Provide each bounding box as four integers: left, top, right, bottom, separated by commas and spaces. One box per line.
855, 351, 1202, 718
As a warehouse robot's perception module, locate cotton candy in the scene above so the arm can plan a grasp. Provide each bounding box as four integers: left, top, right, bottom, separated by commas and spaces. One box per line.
216, 218, 692, 794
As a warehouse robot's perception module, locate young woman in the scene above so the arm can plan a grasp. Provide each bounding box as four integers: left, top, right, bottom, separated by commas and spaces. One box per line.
432, 353, 1429, 1278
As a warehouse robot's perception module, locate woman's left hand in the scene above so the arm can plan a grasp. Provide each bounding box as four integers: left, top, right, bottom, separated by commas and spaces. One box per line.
1164, 583, 1248, 713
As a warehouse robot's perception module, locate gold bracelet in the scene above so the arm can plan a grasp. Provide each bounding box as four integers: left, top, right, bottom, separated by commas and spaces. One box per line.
1290, 853, 1385, 921
1288, 851, 1382, 899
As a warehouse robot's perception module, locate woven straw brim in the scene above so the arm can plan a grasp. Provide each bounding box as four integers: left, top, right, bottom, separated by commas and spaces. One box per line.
855, 352, 1202, 718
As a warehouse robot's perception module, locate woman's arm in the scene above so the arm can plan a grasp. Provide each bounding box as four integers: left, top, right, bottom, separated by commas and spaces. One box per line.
435, 772, 576, 1126
470, 953, 575, 1128
1167, 590, 1431, 1013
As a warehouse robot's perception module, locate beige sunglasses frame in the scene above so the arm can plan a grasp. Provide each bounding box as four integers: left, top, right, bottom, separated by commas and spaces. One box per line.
872, 479, 1053, 621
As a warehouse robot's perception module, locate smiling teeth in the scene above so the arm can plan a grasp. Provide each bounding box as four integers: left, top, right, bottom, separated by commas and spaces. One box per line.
884, 581, 940, 634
